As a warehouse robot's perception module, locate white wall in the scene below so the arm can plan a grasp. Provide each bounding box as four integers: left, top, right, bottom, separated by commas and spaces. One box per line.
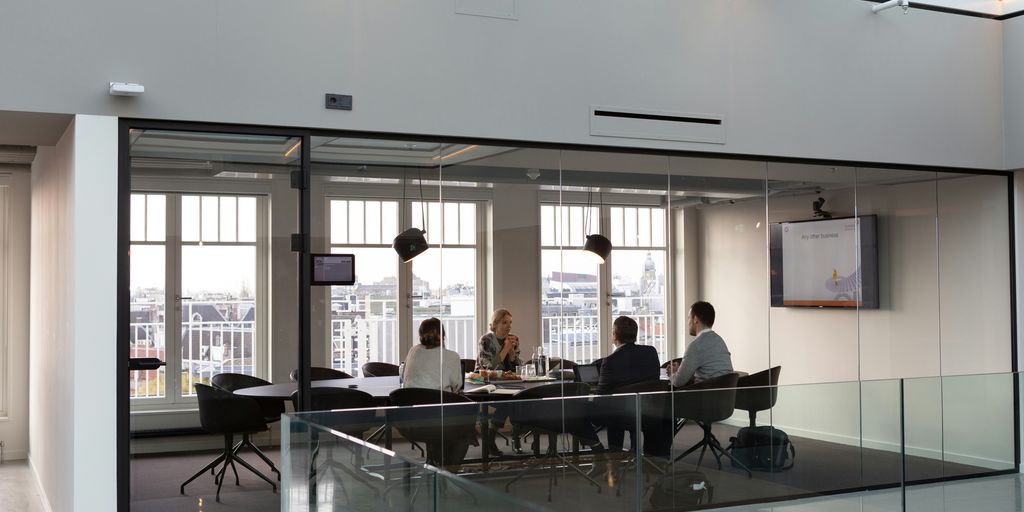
0, 168, 32, 461
698, 173, 1015, 466
0, 0, 1006, 169
29, 115, 118, 512
1006, 15, 1024, 170
490, 185, 542, 355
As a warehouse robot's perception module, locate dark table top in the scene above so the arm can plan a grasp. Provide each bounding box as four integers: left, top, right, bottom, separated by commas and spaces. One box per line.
233, 375, 566, 401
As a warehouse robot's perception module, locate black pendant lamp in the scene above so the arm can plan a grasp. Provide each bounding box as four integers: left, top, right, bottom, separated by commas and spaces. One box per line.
394, 227, 429, 263
581, 189, 612, 264
393, 168, 429, 263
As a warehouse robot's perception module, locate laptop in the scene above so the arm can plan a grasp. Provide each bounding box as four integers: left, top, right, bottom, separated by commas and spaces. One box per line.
573, 363, 600, 388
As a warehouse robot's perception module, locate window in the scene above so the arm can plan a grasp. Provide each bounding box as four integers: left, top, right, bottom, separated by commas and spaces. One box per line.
540, 203, 668, 363
130, 193, 264, 402
327, 198, 482, 375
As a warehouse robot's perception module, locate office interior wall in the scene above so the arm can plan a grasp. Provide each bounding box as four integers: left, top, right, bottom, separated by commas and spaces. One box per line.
490, 185, 542, 355
29, 116, 118, 512
698, 173, 1014, 466
0, 0, 1005, 169
0, 169, 31, 461
29, 120, 75, 512
1006, 15, 1024, 170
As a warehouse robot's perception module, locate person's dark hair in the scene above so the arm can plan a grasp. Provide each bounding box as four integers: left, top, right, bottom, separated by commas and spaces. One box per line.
689, 301, 715, 328
613, 316, 638, 344
418, 317, 445, 348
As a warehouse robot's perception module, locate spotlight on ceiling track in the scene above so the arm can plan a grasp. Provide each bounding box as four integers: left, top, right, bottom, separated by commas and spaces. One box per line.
872, 0, 910, 14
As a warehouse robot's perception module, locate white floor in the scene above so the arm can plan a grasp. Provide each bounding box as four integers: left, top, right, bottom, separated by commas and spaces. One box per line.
715, 473, 1024, 512
0, 460, 47, 512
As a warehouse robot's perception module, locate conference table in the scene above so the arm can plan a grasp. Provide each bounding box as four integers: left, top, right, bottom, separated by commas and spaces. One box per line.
235, 375, 569, 463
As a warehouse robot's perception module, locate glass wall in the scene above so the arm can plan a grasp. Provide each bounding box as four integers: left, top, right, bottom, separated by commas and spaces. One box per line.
123, 125, 1016, 511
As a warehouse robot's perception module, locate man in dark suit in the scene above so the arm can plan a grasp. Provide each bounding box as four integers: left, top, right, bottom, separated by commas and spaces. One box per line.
595, 316, 668, 455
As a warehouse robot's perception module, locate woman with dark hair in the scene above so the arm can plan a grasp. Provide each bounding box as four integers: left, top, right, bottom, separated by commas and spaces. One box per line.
402, 317, 463, 393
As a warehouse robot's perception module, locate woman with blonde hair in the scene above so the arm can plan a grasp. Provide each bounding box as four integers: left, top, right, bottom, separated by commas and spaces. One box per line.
476, 308, 523, 456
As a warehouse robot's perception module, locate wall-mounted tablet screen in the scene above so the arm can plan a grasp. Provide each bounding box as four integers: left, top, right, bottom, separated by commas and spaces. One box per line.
311, 253, 355, 286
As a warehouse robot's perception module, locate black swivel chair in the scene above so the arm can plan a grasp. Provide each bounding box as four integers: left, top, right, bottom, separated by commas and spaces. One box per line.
505, 382, 602, 501
289, 387, 380, 494
387, 388, 480, 468
362, 362, 400, 377
671, 373, 751, 477
290, 367, 353, 381
734, 366, 782, 427
181, 384, 277, 501
210, 373, 284, 480
607, 380, 673, 457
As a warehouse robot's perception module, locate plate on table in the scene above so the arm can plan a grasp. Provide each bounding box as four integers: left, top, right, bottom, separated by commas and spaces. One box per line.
522, 375, 556, 382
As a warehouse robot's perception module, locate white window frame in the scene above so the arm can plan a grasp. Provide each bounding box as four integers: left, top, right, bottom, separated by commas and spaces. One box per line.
129, 178, 270, 410
539, 192, 673, 362
321, 182, 490, 367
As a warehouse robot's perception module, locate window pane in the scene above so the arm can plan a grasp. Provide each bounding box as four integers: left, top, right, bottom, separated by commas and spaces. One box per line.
381, 201, 398, 242
219, 196, 237, 243
638, 207, 652, 246
237, 197, 257, 242
146, 195, 166, 242
130, 244, 166, 399
180, 245, 258, 396
130, 195, 146, 241
349, 201, 365, 244
331, 200, 348, 244
611, 249, 667, 361
559, 205, 570, 246
444, 202, 459, 245
412, 247, 477, 359
329, 247, 399, 376
569, 206, 581, 246
541, 249, 600, 364
181, 196, 200, 242
652, 208, 665, 246
365, 201, 381, 245
624, 207, 638, 247
427, 202, 442, 244
459, 203, 475, 244
541, 205, 554, 246
201, 196, 219, 242
611, 207, 624, 246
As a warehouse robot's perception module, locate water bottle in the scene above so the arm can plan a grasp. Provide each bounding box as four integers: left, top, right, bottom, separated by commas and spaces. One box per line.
398, 361, 405, 386
535, 345, 548, 376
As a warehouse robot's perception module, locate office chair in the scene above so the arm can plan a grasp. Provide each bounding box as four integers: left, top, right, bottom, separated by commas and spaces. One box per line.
505, 382, 603, 501
734, 366, 781, 427
210, 373, 284, 481
671, 372, 751, 477
604, 380, 673, 494
289, 367, 353, 381
289, 387, 381, 497
460, 359, 477, 373
181, 384, 277, 501
361, 361, 400, 377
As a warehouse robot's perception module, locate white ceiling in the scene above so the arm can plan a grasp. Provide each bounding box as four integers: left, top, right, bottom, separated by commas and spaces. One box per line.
912, 0, 1024, 15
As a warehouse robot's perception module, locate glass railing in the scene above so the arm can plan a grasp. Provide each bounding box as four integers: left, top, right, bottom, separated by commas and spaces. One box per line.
282, 372, 1018, 511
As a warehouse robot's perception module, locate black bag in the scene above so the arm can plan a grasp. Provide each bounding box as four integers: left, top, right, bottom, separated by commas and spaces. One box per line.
728, 426, 795, 471
648, 470, 713, 508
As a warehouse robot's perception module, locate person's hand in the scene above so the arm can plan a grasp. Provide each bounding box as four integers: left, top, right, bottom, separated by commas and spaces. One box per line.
668, 361, 680, 375
507, 334, 519, 348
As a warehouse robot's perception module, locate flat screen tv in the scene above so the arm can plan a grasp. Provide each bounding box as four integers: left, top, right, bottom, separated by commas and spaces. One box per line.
769, 215, 878, 309
311, 253, 355, 286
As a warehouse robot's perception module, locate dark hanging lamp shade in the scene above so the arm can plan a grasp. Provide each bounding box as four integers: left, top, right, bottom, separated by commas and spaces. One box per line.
582, 233, 612, 264
393, 228, 429, 263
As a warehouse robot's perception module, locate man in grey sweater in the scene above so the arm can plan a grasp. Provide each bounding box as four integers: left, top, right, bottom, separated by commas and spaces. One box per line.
670, 301, 733, 387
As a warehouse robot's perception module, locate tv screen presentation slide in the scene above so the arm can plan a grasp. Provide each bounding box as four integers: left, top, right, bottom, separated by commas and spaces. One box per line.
311, 254, 355, 286
780, 218, 865, 307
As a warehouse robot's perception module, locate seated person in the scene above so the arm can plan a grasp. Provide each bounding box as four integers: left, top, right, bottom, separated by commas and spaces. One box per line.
476, 308, 523, 456
595, 316, 668, 455
402, 317, 463, 393
400, 318, 473, 470
669, 301, 733, 388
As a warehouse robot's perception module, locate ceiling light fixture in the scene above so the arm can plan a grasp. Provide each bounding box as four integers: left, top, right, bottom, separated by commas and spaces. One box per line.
872, 0, 909, 14
283, 140, 301, 158
581, 188, 612, 264
431, 144, 479, 161
392, 167, 430, 262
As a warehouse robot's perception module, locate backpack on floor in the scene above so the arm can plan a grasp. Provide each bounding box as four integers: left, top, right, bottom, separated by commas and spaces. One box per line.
728, 425, 795, 471
648, 470, 713, 508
